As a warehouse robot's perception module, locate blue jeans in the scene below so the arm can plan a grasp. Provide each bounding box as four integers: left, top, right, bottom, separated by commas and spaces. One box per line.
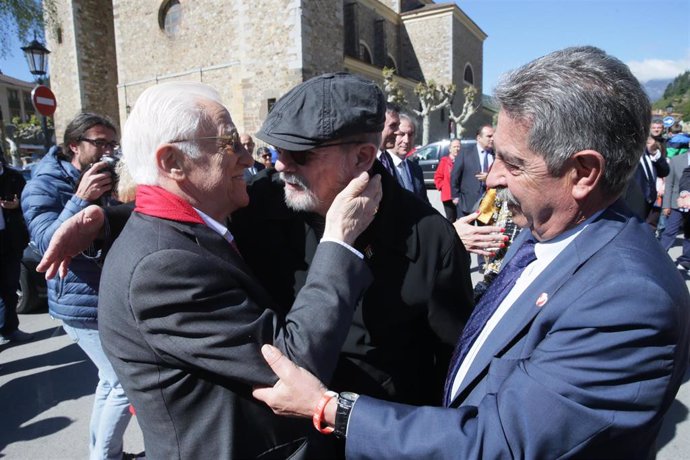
62, 320, 131, 460
659, 209, 690, 267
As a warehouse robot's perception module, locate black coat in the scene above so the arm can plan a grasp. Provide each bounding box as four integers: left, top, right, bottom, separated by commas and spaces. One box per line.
232, 161, 474, 405
0, 167, 29, 255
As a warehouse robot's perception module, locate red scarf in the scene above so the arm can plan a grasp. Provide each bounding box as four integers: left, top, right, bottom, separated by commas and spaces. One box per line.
134, 185, 205, 224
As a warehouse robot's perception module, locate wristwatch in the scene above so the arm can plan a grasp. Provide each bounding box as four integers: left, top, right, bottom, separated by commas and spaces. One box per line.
334, 391, 360, 438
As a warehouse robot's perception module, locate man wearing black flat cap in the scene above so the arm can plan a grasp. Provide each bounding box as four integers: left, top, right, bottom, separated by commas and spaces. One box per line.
234, 72, 474, 407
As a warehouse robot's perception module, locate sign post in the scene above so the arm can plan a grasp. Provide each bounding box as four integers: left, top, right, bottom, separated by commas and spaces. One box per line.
30, 85, 56, 151
663, 116, 675, 129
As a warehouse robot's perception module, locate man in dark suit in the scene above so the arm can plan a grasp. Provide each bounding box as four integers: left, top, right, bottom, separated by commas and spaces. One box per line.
253, 47, 690, 460
660, 151, 690, 269
240, 133, 265, 181
97, 81, 382, 459
451, 124, 495, 216
376, 103, 401, 180
0, 154, 30, 344
625, 136, 669, 220
389, 114, 428, 203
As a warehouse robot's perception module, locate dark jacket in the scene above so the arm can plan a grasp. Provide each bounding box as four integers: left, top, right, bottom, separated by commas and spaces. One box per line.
20, 147, 101, 322
0, 165, 29, 255
99, 212, 372, 459
232, 161, 474, 405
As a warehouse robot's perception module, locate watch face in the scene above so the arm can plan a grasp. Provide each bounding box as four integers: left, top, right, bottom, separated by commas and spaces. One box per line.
340, 391, 360, 403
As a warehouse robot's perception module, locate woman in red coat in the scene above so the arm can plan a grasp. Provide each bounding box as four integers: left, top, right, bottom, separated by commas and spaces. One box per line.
434, 139, 461, 221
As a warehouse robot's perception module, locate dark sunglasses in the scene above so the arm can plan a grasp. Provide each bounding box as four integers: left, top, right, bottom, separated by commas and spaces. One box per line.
278, 141, 364, 166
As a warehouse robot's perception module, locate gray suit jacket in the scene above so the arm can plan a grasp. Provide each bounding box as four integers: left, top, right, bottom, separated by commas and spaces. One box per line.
99, 212, 372, 459
345, 202, 690, 459
663, 153, 689, 209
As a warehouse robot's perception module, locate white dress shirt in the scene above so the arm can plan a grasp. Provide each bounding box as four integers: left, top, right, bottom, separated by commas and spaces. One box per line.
449, 211, 603, 400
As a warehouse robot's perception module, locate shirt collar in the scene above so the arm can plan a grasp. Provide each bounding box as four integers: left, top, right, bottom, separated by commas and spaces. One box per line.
387, 150, 405, 166
193, 207, 234, 243
533, 209, 604, 261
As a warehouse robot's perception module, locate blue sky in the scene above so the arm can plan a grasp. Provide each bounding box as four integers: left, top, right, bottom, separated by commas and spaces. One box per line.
2, 0, 689, 92
456, 0, 690, 92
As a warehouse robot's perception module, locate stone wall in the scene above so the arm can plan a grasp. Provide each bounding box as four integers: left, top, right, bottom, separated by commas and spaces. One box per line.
44, 0, 119, 142
48, 0, 486, 145
113, 0, 306, 136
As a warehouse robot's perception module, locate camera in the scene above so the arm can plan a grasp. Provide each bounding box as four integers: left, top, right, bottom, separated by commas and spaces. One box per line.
76, 154, 120, 206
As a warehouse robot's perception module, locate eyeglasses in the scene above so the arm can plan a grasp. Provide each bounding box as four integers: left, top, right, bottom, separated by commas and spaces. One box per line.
171, 132, 242, 153
278, 141, 364, 166
79, 138, 120, 150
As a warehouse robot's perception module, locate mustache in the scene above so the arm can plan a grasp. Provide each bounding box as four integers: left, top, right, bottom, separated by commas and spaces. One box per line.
496, 187, 519, 208
280, 172, 310, 189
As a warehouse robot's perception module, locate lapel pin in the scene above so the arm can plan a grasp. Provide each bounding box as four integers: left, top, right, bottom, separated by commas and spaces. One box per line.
536, 292, 548, 307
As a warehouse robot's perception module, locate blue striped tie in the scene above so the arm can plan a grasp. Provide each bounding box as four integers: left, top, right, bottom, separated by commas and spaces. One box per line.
443, 238, 537, 405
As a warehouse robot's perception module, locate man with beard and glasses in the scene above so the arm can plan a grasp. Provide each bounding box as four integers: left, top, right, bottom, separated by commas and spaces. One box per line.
251, 47, 690, 460
38, 73, 474, 415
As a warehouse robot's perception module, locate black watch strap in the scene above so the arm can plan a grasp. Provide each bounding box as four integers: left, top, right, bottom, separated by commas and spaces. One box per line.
334, 392, 359, 438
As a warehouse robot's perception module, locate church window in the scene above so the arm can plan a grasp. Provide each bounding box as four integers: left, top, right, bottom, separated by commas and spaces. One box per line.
159, 0, 182, 38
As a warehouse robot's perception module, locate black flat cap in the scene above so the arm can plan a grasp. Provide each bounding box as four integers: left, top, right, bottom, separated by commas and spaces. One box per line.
256, 72, 386, 151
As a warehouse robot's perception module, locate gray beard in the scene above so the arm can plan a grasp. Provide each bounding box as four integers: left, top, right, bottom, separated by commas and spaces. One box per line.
280, 172, 321, 212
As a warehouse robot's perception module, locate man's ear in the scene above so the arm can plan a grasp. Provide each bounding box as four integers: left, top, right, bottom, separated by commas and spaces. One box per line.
68, 143, 79, 156
156, 145, 185, 181
355, 143, 378, 172
570, 150, 605, 201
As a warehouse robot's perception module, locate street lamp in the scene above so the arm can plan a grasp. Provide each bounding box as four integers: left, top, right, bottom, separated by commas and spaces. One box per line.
21, 35, 52, 152
666, 104, 674, 115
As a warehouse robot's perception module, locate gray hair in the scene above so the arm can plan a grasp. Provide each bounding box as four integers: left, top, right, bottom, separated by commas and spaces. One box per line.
398, 113, 417, 135
493, 46, 650, 198
122, 81, 224, 185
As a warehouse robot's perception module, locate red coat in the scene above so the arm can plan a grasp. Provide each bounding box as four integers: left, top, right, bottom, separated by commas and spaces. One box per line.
434, 155, 454, 202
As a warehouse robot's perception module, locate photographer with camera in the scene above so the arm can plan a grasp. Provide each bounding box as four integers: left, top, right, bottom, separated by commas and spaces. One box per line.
20, 112, 133, 460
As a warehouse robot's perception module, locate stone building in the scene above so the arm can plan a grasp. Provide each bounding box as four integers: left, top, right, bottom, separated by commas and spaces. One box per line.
45, 0, 492, 145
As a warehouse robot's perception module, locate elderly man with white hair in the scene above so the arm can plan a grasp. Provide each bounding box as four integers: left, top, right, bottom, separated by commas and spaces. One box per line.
96, 81, 381, 459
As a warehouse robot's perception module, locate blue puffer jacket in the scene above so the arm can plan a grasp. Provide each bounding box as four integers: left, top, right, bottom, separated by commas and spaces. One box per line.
20, 147, 101, 323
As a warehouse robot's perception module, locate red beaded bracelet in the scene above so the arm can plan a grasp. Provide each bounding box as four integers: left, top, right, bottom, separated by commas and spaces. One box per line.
312, 390, 338, 434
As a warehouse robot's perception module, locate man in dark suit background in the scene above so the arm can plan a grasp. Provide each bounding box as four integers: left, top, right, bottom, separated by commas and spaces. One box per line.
451, 124, 495, 216
253, 46, 690, 460
0, 154, 30, 344
660, 151, 690, 269
240, 133, 265, 181
97, 81, 382, 459
389, 114, 428, 203
625, 136, 669, 220
376, 103, 401, 180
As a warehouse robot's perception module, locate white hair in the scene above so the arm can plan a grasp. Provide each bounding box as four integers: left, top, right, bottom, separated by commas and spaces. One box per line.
122, 81, 224, 185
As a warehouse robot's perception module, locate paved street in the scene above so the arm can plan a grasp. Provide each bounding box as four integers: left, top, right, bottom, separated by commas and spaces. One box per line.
1, 189, 689, 459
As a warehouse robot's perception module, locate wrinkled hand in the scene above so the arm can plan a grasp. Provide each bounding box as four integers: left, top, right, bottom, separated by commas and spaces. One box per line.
0, 194, 19, 210
252, 345, 328, 419
37, 205, 105, 279
75, 161, 113, 202
324, 172, 382, 245
453, 211, 506, 256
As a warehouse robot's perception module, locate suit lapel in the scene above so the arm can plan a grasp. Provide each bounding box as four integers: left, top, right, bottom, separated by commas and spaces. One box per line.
190, 222, 250, 271
452, 204, 628, 405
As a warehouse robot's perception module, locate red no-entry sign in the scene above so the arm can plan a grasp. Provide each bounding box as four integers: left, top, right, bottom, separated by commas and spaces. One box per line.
31, 85, 57, 117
